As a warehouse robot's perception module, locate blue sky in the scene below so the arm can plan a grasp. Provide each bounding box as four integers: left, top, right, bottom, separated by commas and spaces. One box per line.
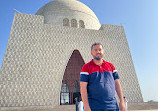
0, 0, 158, 102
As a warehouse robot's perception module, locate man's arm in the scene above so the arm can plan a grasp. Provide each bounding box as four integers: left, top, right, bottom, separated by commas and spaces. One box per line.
115, 79, 126, 111
80, 81, 91, 111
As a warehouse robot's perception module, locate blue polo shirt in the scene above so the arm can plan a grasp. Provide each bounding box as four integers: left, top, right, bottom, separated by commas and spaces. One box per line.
80, 59, 119, 110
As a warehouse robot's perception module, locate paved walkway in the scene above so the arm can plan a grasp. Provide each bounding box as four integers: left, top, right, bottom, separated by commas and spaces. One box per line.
1, 103, 158, 111
129, 109, 158, 111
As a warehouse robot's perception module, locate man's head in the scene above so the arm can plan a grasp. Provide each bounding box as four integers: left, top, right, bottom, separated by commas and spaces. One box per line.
91, 42, 104, 60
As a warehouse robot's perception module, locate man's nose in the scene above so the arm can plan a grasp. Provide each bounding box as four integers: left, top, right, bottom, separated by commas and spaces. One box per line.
97, 51, 101, 53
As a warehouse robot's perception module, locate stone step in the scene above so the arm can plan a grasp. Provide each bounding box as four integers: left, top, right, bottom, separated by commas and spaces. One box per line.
52, 105, 75, 111
0, 105, 76, 111
1, 103, 158, 111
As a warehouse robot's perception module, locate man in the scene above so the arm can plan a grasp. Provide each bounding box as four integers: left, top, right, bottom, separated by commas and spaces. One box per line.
75, 97, 79, 111
80, 43, 125, 111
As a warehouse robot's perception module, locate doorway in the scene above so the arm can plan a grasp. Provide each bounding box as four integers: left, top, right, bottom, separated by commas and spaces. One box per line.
60, 50, 85, 105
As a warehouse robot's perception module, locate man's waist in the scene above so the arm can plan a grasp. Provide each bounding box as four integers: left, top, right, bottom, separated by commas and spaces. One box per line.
88, 97, 118, 110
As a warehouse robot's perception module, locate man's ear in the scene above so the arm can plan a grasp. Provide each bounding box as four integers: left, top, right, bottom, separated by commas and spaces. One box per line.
91, 51, 92, 56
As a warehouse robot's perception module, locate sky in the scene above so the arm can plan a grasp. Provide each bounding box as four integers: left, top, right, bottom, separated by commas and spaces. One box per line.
0, 0, 158, 102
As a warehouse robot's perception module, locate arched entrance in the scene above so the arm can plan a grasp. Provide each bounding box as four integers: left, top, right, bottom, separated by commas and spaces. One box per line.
60, 50, 85, 105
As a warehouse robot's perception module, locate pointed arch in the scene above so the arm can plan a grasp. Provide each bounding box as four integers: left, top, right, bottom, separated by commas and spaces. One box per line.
63, 18, 69, 26
71, 19, 77, 27
60, 50, 85, 104
79, 20, 85, 28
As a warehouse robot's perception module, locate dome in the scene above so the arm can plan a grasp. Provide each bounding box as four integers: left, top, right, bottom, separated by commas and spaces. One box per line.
36, 0, 101, 30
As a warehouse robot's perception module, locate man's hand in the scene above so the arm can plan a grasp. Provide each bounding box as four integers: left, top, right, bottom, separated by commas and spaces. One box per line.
115, 79, 126, 111
119, 102, 126, 111
84, 106, 92, 111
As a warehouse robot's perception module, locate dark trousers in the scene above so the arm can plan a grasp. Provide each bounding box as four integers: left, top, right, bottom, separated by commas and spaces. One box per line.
76, 104, 78, 111
92, 109, 119, 111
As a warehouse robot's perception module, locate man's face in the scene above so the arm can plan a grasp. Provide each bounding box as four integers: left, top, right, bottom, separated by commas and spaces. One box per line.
91, 45, 104, 60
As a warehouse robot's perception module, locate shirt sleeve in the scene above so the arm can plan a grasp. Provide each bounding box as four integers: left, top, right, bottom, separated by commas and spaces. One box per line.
113, 70, 120, 80
80, 64, 89, 82
109, 63, 120, 80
